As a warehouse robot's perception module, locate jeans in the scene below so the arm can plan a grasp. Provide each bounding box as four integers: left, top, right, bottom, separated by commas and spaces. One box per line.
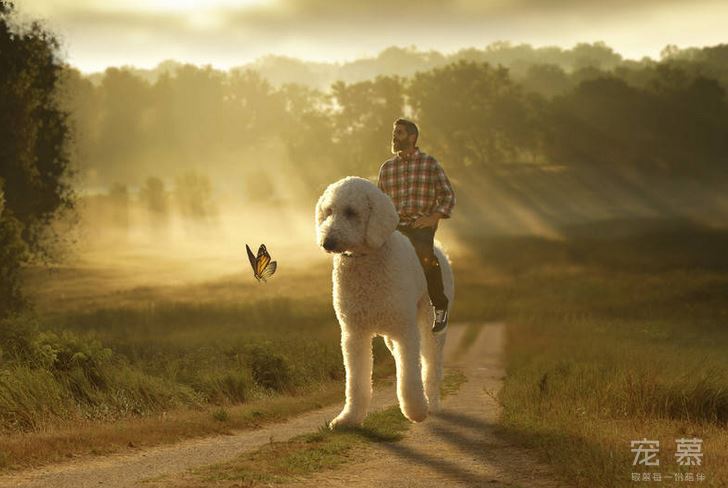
397, 224, 449, 310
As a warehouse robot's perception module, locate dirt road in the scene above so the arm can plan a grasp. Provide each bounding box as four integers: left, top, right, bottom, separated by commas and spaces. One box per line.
272, 323, 562, 488
0, 324, 563, 488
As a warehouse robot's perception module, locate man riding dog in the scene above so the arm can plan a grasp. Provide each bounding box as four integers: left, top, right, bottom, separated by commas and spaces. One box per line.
377, 118, 455, 334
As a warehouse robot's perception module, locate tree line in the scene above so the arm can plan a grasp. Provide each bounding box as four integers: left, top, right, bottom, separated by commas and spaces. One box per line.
61, 45, 728, 192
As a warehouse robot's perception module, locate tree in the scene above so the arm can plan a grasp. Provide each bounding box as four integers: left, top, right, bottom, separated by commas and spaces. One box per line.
140, 176, 170, 233
140, 177, 168, 215
0, 1, 74, 315
278, 83, 337, 197
174, 170, 216, 220
331, 76, 405, 176
223, 69, 285, 150
108, 183, 130, 231
409, 61, 539, 169
570, 42, 622, 71
95, 67, 153, 177
545, 71, 728, 175
58, 67, 99, 182
521, 64, 572, 98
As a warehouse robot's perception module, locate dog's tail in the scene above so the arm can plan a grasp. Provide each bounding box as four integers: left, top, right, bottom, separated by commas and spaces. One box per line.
433, 240, 454, 307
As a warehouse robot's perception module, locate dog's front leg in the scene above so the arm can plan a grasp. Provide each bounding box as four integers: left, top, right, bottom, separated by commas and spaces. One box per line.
393, 332, 429, 422
329, 330, 373, 429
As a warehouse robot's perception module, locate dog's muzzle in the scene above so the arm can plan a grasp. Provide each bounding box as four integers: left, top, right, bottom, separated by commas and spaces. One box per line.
322, 237, 338, 252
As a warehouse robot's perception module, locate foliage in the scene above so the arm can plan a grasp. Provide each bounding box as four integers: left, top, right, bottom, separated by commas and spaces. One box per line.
245, 343, 294, 392
455, 225, 728, 486
330, 76, 405, 174
0, 1, 74, 250
544, 72, 728, 174
0, 0, 74, 315
410, 61, 540, 168
0, 292, 355, 433
52, 42, 728, 196
139, 176, 168, 215
0, 213, 27, 315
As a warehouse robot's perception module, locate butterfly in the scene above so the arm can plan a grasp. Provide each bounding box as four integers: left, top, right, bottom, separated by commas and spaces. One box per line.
245, 243, 277, 282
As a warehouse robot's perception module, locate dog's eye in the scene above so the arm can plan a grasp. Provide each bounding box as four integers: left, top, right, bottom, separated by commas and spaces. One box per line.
344, 207, 357, 219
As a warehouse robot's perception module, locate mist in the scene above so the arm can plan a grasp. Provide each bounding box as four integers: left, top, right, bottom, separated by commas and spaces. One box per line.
48, 41, 728, 292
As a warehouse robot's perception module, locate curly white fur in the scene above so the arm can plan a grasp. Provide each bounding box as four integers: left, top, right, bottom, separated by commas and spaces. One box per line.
315, 177, 454, 428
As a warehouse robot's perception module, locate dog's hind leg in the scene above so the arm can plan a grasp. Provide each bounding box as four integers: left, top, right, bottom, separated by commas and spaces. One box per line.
392, 331, 429, 423
329, 330, 373, 429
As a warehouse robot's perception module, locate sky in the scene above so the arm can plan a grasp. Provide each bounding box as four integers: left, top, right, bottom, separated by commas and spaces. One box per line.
18, 0, 728, 73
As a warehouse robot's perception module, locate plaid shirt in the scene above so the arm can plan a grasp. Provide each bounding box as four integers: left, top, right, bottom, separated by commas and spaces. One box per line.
377, 148, 455, 226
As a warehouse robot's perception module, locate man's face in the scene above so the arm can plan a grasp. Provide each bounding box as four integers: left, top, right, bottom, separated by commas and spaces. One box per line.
391, 124, 415, 154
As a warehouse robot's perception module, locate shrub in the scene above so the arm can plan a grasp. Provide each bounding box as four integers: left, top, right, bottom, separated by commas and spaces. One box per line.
192, 370, 252, 404
246, 343, 294, 393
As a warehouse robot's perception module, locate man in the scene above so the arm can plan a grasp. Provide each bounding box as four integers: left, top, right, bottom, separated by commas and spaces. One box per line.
377, 118, 455, 334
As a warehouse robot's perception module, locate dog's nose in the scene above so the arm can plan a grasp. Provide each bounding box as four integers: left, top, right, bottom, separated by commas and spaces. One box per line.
323, 237, 337, 251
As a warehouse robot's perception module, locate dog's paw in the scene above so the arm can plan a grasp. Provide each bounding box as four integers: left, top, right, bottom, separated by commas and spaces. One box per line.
401, 399, 428, 423
328, 411, 363, 430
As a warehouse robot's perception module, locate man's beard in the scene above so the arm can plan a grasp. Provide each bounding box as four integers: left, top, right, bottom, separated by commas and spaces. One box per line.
391, 139, 408, 154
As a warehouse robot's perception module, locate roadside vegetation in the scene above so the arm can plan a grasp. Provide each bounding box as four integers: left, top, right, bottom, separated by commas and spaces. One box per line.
456, 220, 728, 487
0, 242, 396, 464
0, 270, 402, 470
174, 369, 466, 486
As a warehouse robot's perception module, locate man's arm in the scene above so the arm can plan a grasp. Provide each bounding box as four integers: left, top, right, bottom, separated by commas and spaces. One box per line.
412, 158, 455, 229
432, 159, 455, 218
376, 161, 388, 193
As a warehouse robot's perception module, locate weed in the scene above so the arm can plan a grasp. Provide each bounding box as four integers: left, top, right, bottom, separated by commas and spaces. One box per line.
212, 408, 229, 422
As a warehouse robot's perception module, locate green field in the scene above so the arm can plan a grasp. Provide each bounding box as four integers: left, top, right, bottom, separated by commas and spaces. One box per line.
2, 218, 727, 487
0, 262, 397, 469
456, 219, 728, 487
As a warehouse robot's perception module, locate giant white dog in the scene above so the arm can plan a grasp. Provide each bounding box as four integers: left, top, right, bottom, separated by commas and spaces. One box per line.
315, 177, 454, 428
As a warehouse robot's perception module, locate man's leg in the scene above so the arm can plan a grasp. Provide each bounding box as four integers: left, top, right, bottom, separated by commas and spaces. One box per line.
399, 226, 449, 332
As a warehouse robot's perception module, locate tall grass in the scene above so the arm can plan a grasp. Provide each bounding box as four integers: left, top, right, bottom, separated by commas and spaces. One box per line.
0, 287, 399, 435
455, 219, 728, 487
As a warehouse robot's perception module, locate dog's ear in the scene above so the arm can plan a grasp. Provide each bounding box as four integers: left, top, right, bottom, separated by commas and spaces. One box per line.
314, 190, 329, 246
315, 186, 331, 228
365, 186, 399, 248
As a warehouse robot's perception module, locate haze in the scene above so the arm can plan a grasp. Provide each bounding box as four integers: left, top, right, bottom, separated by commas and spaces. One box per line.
21, 0, 728, 72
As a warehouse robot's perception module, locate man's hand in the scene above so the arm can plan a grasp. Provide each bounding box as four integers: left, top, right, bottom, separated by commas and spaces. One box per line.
412, 212, 443, 229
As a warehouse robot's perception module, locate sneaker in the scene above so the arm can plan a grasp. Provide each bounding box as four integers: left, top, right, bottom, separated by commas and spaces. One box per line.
432, 307, 449, 334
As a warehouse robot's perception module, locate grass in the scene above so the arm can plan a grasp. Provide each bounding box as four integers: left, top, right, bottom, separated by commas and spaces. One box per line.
8, 213, 728, 486
0, 263, 400, 471
196, 407, 410, 485
440, 368, 467, 399
0, 380, 343, 471
186, 368, 467, 485
0, 299, 347, 429
454, 219, 728, 487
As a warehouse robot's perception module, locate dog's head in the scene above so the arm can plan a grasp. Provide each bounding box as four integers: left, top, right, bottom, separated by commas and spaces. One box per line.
315, 177, 399, 254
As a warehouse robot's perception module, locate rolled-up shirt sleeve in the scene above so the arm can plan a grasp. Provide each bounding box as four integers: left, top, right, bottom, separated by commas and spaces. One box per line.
431, 159, 455, 218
